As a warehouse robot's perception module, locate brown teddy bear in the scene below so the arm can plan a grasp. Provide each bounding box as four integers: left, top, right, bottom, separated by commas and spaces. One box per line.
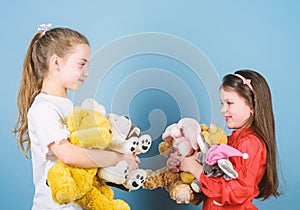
142, 118, 206, 205
143, 144, 205, 205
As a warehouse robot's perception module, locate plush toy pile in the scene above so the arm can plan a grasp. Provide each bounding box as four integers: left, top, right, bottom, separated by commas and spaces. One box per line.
47, 98, 152, 210
196, 123, 248, 182
142, 118, 248, 205
142, 118, 205, 205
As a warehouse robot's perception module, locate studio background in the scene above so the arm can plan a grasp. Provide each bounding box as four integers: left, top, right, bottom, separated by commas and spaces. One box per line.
1, 1, 299, 209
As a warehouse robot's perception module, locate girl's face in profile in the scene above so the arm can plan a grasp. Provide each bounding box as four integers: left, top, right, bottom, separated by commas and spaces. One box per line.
220, 87, 253, 129
58, 43, 90, 91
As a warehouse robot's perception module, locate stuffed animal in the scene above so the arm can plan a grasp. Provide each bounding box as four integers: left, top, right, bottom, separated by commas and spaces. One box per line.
143, 118, 205, 205
47, 98, 130, 210
162, 118, 201, 157
195, 123, 249, 181
182, 123, 248, 193
143, 119, 248, 205
143, 153, 204, 205
98, 113, 152, 191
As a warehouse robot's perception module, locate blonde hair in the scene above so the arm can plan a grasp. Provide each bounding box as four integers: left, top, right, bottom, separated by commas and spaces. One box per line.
221, 69, 280, 199
13, 27, 89, 158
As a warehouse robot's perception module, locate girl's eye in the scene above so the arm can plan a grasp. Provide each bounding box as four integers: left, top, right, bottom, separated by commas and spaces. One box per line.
79, 63, 88, 70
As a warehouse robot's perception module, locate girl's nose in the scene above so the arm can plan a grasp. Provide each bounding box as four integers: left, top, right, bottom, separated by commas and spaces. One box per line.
83, 66, 89, 77
220, 104, 226, 114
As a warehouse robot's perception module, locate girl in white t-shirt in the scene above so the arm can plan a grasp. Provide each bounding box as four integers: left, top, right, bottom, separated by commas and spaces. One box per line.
14, 23, 139, 210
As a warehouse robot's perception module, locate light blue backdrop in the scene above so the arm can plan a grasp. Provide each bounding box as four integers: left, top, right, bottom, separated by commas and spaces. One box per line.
1, 0, 299, 209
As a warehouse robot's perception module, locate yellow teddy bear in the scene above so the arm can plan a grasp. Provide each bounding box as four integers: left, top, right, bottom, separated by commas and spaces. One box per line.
47, 99, 130, 210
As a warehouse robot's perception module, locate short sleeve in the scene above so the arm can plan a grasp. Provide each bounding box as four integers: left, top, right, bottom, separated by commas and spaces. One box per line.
28, 102, 70, 154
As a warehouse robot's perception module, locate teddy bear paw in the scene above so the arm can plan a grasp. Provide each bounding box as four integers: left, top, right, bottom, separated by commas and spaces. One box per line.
98, 160, 129, 184
191, 179, 201, 193
135, 134, 152, 154
111, 136, 139, 154
170, 183, 194, 204
123, 169, 147, 190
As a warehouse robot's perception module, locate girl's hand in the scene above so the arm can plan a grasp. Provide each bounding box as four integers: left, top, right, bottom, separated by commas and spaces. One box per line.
179, 152, 203, 179
121, 153, 140, 171
166, 151, 182, 172
179, 153, 197, 172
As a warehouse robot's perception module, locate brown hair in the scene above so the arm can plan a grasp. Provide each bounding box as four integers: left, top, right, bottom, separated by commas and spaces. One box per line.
13, 27, 89, 158
221, 69, 279, 199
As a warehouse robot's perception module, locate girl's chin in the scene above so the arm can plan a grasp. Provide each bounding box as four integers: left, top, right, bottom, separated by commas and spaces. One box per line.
226, 123, 234, 129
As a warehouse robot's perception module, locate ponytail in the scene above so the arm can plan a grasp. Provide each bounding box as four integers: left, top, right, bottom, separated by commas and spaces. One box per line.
14, 32, 44, 158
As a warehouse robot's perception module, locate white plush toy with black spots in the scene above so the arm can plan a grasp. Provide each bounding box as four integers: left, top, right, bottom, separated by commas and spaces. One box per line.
98, 113, 152, 191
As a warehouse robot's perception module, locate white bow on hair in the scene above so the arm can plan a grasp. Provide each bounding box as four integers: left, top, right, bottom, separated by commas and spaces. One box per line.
37, 23, 52, 34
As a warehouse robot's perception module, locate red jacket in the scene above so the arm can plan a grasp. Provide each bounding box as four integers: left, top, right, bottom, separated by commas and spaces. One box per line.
200, 127, 266, 210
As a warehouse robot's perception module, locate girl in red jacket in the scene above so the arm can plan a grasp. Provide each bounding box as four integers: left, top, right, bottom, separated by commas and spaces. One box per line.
175, 70, 280, 209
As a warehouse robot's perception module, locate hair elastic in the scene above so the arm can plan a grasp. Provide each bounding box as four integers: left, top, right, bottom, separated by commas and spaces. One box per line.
37, 23, 52, 35
234, 73, 254, 92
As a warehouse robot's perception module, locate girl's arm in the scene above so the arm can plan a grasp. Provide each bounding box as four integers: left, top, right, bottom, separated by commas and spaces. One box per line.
179, 152, 203, 179
49, 139, 139, 170
199, 135, 266, 205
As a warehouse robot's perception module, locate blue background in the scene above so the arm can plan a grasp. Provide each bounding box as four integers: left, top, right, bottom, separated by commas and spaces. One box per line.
1, 0, 299, 209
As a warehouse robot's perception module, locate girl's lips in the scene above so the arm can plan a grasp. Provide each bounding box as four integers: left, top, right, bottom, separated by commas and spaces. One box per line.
225, 116, 231, 122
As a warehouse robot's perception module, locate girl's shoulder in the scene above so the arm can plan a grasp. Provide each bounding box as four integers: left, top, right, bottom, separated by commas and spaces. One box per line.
229, 127, 264, 148
28, 93, 73, 117
229, 127, 266, 156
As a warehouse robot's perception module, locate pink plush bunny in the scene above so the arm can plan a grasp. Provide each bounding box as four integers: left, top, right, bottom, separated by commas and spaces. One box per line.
162, 118, 202, 170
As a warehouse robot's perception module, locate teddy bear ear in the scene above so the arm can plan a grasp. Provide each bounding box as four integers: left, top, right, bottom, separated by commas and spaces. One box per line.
127, 126, 140, 138
197, 134, 210, 152
81, 98, 106, 115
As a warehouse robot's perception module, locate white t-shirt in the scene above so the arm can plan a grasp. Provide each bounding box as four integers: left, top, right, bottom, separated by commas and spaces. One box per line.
28, 93, 82, 210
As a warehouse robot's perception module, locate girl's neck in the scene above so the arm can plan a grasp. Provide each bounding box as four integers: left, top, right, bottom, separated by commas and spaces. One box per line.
40, 89, 67, 98
41, 80, 67, 98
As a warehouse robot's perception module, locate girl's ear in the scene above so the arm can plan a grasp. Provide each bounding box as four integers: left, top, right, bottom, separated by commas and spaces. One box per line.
49, 54, 60, 72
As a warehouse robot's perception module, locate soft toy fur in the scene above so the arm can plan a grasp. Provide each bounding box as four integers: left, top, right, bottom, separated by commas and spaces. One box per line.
162, 118, 201, 157
98, 113, 152, 191
47, 99, 130, 210
143, 118, 205, 205
195, 123, 248, 181
142, 119, 241, 205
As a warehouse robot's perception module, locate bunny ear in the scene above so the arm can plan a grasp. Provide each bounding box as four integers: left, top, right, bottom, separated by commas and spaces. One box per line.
179, 118, 201, 150
197, 134, 210, 152
183, 126, 198, 150
162, 123, 181, 141
217, 159, 238, 179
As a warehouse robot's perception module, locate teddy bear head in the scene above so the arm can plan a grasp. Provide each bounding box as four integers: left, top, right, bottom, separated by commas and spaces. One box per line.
107, 113, 152, 154
107, 113, 132, 141
66, 104, 112, 149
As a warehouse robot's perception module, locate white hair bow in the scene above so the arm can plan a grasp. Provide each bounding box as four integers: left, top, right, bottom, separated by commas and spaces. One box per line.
37, 23, 52, 34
